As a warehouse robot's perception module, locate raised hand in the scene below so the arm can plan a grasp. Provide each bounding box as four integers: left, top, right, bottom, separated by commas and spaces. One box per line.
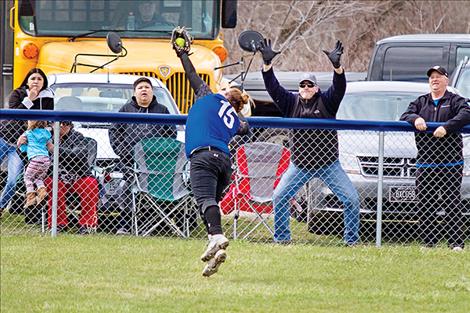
258, 38, 280, 65
322, 40, 344, 69
171, 26, 192, 57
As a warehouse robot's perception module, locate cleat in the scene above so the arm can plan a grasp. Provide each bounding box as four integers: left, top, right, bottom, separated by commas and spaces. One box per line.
202, 249, 227, 277
200, 234, 229, 262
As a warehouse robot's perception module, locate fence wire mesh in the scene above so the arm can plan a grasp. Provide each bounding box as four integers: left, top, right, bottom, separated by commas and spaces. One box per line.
1, 118, 469, 248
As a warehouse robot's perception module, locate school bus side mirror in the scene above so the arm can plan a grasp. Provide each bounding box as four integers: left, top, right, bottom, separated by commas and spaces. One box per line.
238, 30, 263, 52
107, 32, 123, 54
221, 0, 237, 28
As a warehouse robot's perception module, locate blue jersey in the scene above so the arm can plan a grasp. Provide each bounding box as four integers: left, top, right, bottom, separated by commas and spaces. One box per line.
185, 93, 240, 157
20, 128, 52, 160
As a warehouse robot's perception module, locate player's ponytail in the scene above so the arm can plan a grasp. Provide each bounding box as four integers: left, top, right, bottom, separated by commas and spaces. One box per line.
226, 88, 250, 113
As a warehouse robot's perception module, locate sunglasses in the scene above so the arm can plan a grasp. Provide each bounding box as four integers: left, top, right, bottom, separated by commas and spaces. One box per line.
299, 82, 315, 88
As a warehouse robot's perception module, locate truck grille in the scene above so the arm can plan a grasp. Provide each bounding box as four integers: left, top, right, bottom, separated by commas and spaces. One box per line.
358, 156, 417, 178
120, 71, 210, 114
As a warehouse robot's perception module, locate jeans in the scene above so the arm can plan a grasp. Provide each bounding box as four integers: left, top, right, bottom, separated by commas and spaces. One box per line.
273, 160, 360, 244
0, 138, 24, 209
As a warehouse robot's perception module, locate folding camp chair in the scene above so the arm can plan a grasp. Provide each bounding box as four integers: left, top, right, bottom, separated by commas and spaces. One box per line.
132, 137, 196, 237
232, 142, 290, 239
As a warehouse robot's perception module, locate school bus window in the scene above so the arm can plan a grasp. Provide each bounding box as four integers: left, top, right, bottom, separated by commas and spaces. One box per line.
11, 0, 236, 113
19, 0, 34, 33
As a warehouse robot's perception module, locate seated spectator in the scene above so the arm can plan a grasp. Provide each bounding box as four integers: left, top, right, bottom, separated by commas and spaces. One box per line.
44, 121, 98, 234
109, 77, 176, 235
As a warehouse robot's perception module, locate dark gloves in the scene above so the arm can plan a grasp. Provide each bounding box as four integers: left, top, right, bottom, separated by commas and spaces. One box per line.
171, 26, 192, 57
259, 38, 280, 65
322, 40, 344, 69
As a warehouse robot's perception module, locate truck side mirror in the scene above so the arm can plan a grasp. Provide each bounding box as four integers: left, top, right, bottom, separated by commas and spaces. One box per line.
221, 0, 237, 28
106, 32, 123, 54
238, 30, 263, 52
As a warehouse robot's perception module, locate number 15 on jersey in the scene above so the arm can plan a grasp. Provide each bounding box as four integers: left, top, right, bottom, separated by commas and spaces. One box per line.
218, 100, 237, 129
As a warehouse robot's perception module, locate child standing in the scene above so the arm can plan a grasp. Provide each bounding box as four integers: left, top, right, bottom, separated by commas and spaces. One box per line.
18, 121, 54, 208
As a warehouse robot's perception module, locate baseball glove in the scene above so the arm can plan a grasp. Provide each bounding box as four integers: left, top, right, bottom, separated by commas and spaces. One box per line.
171, 26, 193, 57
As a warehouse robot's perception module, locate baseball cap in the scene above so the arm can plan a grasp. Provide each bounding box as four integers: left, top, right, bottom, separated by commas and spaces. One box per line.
426, 66, 448, 77
299, 73, 317, 85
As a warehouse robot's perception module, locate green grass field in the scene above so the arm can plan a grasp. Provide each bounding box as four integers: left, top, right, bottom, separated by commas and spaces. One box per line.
1, 233, 469, 313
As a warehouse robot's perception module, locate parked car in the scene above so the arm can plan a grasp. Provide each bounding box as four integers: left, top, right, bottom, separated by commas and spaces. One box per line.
450, 56, 470, 99
51, 72, 183, 198
300, 81, 470, 237
49, 73, 184, 163
367, 34, 470, 82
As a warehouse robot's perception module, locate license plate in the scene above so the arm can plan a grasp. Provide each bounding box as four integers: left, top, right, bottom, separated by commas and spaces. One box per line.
105, 179, 123, 194
389, 186, 417, 203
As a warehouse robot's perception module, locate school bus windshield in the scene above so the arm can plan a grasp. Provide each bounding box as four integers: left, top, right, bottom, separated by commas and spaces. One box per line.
19, 0, 218, 39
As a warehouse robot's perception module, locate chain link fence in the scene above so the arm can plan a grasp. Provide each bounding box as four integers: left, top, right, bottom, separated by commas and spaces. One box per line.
1, 114, 469, 247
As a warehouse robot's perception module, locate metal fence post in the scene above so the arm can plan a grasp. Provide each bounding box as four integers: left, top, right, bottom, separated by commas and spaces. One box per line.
376, 131, 385, 247
50, 121, 60, 237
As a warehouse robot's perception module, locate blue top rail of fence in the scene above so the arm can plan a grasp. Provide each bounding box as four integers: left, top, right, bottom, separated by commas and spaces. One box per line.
1, 109, 470, 134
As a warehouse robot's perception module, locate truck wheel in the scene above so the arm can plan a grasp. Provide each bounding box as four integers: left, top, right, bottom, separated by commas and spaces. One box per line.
307, 209, 342, 235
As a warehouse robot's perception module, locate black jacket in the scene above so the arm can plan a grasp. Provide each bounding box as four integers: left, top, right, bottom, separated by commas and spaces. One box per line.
1, 87, 54, 145
109, 96, 177, 166
57, 129, 94, 179
400, 90, 470, 164
262, 68, 346, 169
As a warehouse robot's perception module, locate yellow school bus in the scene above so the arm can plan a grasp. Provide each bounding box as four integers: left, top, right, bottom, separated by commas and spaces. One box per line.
9, 0, 237, 113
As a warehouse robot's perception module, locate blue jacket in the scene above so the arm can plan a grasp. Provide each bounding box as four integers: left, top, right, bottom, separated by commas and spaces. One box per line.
178, 53, 249, 158
185, 93, 241, 157
20, 128, 51, 160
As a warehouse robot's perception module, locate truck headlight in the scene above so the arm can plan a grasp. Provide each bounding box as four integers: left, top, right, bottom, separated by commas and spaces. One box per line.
339, 153, 361, 174
463, 135, 469, 176
464, 156, 470, 177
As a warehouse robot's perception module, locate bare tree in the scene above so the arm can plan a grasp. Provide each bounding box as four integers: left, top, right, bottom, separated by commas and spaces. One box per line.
222, 0, 470, 74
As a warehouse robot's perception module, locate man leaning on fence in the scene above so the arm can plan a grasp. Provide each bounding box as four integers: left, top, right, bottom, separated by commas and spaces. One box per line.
109, 77, 177, 235
259, 38, 360, 246
400, 66, 470, 251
